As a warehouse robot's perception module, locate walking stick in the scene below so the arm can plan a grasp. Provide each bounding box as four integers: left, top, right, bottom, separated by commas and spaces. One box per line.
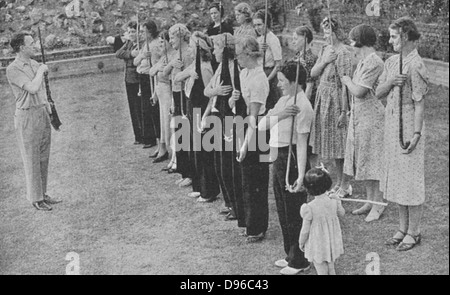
136, 12, 142, 97
219, 0, 223, 34
145, 30, 155, 104
285, 57, 301, 192
262, 0, 269, 69
329, 195, 388, 206
178, 28, 187, 119
37, 26, 62, 131
398, 28, 410, 150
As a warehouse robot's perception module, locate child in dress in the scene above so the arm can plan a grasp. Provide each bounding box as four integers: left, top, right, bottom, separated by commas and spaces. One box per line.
299, 166, 345, 275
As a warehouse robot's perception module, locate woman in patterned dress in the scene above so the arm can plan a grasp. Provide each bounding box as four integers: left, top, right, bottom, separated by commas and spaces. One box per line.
376, 17, 428, 251
340, 24, 386, 222
309, 18, 352, 197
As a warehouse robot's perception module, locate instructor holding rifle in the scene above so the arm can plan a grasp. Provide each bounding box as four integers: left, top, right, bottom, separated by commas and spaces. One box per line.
6, 30, 62, 211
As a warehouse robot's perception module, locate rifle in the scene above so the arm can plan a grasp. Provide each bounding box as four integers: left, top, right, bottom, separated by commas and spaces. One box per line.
37, 27, 62, 131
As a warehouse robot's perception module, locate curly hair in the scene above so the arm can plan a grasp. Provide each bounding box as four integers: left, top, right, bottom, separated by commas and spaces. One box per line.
236, 36, 262, 59
211, 32, 236, 59
235, 2, 253, 23
389, 17, 421, 42
143, 19, 159, 39
253, 9, 272, 29
349, 24, 377, 48
279, 60, 307, 90
192, 31, 213, 62
169, 23, 191, 42
294, 26, 313, 45
303, 167, 333, 196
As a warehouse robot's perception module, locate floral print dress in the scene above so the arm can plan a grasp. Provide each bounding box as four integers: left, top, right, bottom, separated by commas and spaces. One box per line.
378, 49, 428, 206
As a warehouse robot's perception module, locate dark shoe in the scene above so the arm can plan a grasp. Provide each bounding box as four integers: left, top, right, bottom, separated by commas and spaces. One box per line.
396, 234, 421, 251
168, 168, 178, 174
43, 194, 62, 205
246, 232, 265, 243
385, 230, 406, 246
153, 153, 169, 163
143, 143, 156, 149
219, 207, 231, 215
224, 212, 237, 221
32, 201, 52, 211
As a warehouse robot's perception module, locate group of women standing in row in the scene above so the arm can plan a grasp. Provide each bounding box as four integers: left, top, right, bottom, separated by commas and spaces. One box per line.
115, 1, 428, 275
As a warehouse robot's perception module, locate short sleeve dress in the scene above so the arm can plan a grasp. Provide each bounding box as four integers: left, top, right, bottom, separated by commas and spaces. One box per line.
309, 44, 353, 159
378, 49, 428, 206
344, 53, 385, 181
300, 195, 344, 263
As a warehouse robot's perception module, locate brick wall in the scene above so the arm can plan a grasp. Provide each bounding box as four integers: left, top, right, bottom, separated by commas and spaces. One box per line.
0, 53, 123, 84
0, 46, 114, 68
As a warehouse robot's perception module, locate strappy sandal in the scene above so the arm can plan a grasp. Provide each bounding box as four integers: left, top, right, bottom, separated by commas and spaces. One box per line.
396, 234, 421, 252
384, 230, 406, 246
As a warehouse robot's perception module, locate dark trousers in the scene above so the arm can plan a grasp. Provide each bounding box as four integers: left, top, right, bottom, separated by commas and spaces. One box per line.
190, 102, 220, 200
273, 146, 310, 269
125, 82, 142, 142
140, 74, 160, 145
241, 150, 270, 236
173, 91, 192, 179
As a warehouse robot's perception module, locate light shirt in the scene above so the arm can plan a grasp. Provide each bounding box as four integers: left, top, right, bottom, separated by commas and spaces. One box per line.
171, 47, 194, 92
6, 56, 49, 110
136, 39, 160, 74
257, 31, 282, 68
240, 66, 269, 115
260, 92, 314, 148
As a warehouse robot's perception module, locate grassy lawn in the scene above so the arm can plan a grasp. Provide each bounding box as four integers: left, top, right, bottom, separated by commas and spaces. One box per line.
0, 71, 448, 275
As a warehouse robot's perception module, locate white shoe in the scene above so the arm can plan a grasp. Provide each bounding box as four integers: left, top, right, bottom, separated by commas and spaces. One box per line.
179, 178, 192, 187
175, 178, 184, 185
365, 205, 385, 222
188, 192, 201, 198
336, 185, 352, 198
280, 265, 311, 275
274, 259, 288, 268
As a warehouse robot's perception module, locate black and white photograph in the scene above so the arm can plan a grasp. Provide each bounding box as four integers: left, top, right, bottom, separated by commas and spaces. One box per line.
0, 0, 448, 278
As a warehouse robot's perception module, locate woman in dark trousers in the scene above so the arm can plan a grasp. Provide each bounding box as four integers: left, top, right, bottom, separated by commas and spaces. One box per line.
233, 37, 270, 243
174, 31, 220, 202
116, 21, 142, 145
203, 33, 242, 222
259, 61, 314, 274
133, 20, 162, 152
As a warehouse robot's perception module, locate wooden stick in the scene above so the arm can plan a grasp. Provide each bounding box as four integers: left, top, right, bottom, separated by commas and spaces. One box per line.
262, 0, 269, 68
329, 196, 388, 207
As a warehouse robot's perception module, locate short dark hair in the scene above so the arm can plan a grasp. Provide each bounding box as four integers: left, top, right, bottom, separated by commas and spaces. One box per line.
143, 20, 158, 38
279, 60, 307, 90
209, 2, 225, 17
127, 20, 137, 30
10, 31, 32, 54
294, 26, 313, 44
349, 24, 377, 48
303, 168, 333, 196
389, 17, 421, 41
253, 9, 271, 29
